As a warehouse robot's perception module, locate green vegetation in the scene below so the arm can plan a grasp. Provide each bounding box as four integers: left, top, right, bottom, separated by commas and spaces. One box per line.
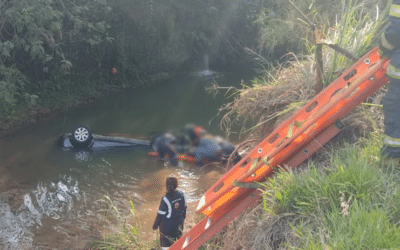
84, 196, 159, 250
0, 0, 265, 123
258, 138, 400, 249
0, 0, 114, 117
1, 0, 396, 249
83, 0, 397, 249
220, 0, 389, 139
207, 0, 400, 249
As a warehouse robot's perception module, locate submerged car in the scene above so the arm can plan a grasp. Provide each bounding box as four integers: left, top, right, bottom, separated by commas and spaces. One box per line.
58, 125, 240, 164
57, 126, 152, 161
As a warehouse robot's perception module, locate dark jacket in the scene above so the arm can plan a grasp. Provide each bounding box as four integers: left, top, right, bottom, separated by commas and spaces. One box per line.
151, 133, 179, 166
214, 136, 235, 159
379, 1, 400, 57
153, 190, 187, 232
191, 137, 221, 165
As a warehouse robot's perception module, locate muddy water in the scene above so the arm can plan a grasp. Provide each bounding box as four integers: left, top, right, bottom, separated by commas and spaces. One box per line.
0, 69, 253, 249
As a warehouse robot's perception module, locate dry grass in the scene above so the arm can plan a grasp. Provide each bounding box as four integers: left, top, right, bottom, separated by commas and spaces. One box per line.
206, 61, 387, 249
216, 49, 385, 146
206, 9, 388, 249
205, 1, 390, 248
216, 55, 316, 140
216, 202, 300, 250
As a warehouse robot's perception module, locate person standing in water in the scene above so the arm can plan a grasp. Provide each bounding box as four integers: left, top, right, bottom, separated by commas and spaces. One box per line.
153, 176, 187, 249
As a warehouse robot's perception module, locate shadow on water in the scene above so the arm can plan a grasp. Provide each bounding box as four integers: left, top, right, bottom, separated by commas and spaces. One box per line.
0, 68, 254, 249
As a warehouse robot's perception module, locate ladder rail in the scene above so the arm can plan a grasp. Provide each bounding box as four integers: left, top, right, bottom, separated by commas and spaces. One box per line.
197, 49, 389, 216
170, 121, 345, 249
169, 47, 390, 250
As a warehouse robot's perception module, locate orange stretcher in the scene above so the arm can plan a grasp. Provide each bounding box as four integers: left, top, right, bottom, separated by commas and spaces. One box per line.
168, 47, 390, 250
148, 151, 197, 163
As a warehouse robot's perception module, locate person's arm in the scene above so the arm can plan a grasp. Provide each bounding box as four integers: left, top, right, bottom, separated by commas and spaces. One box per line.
166, 142, 180, 166
379, 1, 400, 57
153, 197, 168, 230
164, 134, 179, 166
182, 191, 187, 221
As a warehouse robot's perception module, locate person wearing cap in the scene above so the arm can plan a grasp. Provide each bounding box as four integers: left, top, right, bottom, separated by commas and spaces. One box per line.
153, 176, 187, 249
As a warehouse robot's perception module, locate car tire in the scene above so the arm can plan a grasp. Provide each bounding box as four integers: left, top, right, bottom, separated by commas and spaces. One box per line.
69, 125, 93, 148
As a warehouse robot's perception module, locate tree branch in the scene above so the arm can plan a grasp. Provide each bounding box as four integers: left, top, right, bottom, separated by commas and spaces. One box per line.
317, 39, 359, 62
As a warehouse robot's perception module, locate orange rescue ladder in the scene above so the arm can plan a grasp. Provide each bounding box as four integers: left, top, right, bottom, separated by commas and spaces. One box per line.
169, 47, 390, 250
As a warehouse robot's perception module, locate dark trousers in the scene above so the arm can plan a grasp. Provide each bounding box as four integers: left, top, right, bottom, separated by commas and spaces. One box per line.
160, 225, 183, 247
383, 76, 400, 139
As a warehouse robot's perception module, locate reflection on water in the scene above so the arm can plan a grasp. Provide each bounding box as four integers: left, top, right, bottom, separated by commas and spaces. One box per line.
0, 147, 223, 249
190, 69, 224, 78
0, 69, 253, 249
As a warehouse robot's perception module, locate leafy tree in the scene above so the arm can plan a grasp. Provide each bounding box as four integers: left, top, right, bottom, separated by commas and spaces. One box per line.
0, 0, 114, 115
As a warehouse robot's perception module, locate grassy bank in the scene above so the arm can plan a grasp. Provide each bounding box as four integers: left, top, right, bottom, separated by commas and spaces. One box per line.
203, 0, 398, 249
211, 137, 400, 249
83, 196, 160, 250
82, 0, 394, 249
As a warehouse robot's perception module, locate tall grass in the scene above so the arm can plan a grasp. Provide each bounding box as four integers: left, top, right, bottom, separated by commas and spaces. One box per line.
84, 196, 158, 250
323, 0, 390, 85
218, 0, 391, 139
262, 137, 400, 249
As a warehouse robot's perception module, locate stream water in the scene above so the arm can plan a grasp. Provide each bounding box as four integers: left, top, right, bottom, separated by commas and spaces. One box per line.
0, 69, 254, 249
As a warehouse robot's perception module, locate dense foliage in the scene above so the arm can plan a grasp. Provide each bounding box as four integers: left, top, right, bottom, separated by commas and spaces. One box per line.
0, 0, 389, 120
0, 0, 114, 116
0, 0, 266, 119
254, 0, 388, 57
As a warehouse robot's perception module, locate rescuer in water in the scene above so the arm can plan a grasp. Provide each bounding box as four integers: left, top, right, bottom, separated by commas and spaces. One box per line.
379, 0, 400, 157
153, 176, 187, 249
182, 124, 241, 165
150, 132, 189, 166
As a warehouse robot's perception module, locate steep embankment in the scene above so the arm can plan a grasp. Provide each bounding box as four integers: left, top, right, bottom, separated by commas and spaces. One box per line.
201, 0, 397, 248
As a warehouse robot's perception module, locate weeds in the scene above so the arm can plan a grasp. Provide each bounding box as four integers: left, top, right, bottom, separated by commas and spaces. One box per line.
208, 1, 398, 249
84, 196, 158, 250
215, 137, 400, 249
218, 0, 390, 140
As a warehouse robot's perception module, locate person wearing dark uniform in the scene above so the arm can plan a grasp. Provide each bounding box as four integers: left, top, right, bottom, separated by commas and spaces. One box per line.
182, 124, 240, 165
214, 136, 242, 163
191, 135, 223, 165
153, 176, 187, 249
181, 124, 207, 146
151, 133, 180, 166
379, 0, 400, 157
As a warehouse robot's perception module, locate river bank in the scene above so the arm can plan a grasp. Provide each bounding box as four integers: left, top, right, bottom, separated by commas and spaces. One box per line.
0, 72, 172, 138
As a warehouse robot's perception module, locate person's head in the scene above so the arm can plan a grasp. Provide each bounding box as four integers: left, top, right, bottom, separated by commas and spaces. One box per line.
166, 176, 178, 197
182, 124, 207, 145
